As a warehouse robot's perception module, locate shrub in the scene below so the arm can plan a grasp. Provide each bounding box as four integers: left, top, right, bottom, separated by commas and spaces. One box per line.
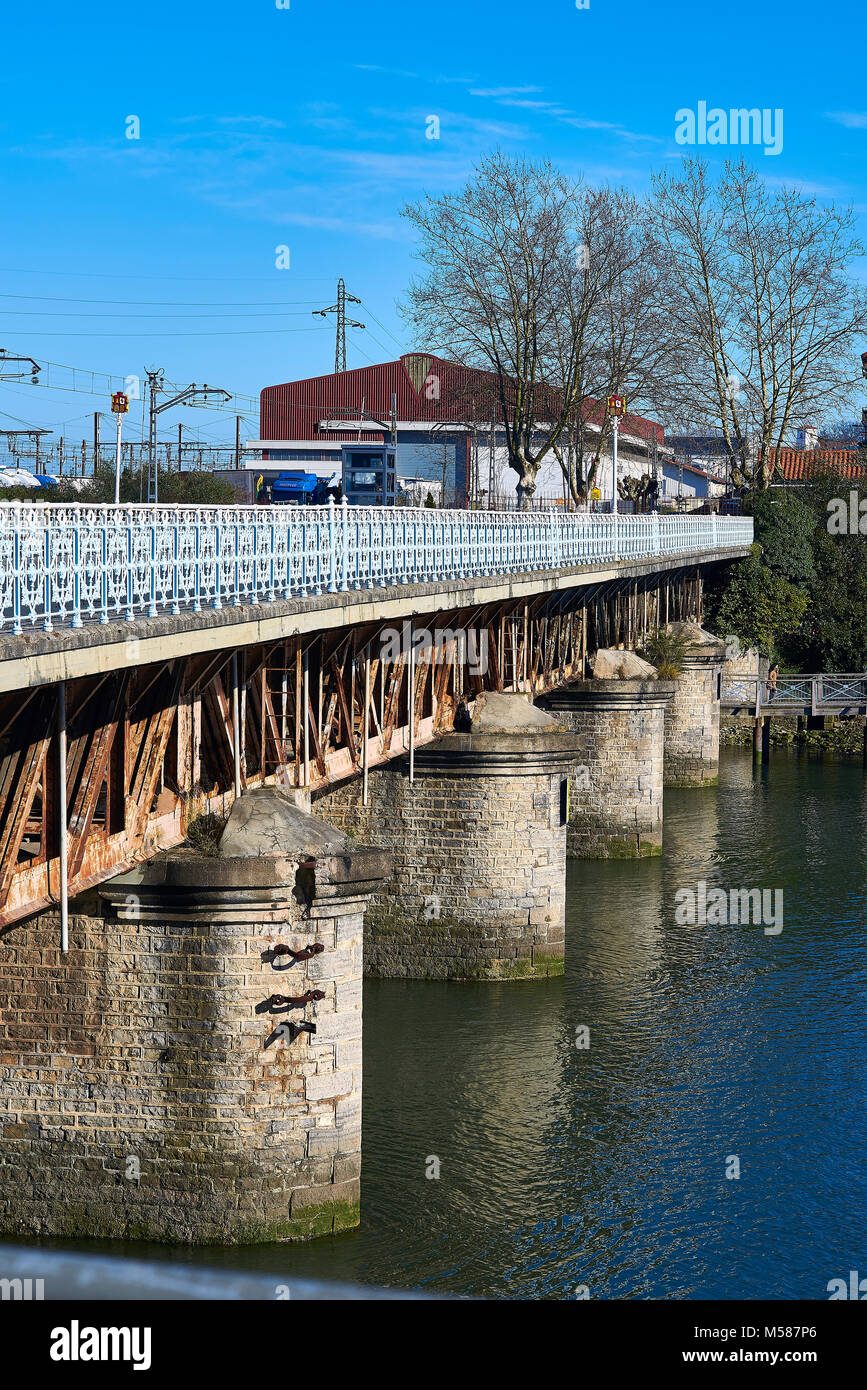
639, 627, 690, 678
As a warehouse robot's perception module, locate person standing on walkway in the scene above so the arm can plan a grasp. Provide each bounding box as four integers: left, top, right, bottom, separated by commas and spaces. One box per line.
767, 662, 779, 702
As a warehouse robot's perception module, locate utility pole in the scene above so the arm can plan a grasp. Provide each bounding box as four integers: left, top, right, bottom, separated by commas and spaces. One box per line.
313, 279, 365, 373
612, 416, 619, 514
145, 368, 165, 502
177, 422, 183, 474
111, 392, 129, 504
93, 412, 100, 476
606, 394, 627, 518
146, 371, 231, 501
489, 411, 495, 508
235, 415, 241, 470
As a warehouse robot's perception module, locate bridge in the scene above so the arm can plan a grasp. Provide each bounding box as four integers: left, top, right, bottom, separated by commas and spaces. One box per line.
0, 500, 751, 1245
722, 674, 867, 717
0, 502, 750, 929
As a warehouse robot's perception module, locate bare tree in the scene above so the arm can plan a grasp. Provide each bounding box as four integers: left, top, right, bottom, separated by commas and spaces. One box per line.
546, 186, 674, 505
401, 153, 583, 507
402, 156, 675, 507
650, 158, 867, 489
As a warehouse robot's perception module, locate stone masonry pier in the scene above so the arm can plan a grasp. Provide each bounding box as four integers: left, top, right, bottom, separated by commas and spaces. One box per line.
0, 790, 389, 1244
663, 623, 727, 786
542, 651, 675, 858
316, 694, 582, 981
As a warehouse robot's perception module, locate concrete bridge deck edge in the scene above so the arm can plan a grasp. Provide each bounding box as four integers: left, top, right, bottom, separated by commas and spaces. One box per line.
0, 544, 749, 693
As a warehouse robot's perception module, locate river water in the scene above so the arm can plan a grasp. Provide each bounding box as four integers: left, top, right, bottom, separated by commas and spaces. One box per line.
65, 748, 867, 1298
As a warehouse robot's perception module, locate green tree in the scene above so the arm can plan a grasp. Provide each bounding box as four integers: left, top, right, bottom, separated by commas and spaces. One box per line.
715, 546, 809, 658
750, 489, 816, 588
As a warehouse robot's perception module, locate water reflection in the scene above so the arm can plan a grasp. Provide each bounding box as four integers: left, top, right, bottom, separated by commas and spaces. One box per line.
44, 749, 867, 1299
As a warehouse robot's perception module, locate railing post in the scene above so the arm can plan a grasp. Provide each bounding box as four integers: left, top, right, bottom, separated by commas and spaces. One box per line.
300, 512, 309, 595
100, 508, 109, 624
171, 506, 180, 616
148, 508, 157, 618
71, 504, 83, 629
42, 513, 52, 632
126, 511, 134, 621
193, 517, 201, 613
213, 512, 223, 610
341, 494, 349, 591
327, 497, 337, 593
232, 513, 241, 606
11, 501, 22, 635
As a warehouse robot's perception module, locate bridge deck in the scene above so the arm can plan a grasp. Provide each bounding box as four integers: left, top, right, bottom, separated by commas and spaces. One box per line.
0, 505, 751, 693
0, 507, 751, 927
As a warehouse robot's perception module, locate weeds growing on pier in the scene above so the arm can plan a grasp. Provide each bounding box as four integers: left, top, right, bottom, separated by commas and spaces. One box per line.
639, 627, 689, 679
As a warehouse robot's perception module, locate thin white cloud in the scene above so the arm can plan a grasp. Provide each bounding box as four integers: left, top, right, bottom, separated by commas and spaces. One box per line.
469, 86, 543, 98
826, 111, 867, 129
468, 83, 662, 144
214, 115, 286, 130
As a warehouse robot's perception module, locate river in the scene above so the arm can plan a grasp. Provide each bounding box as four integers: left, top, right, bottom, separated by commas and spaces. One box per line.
55, 748, 867, 1298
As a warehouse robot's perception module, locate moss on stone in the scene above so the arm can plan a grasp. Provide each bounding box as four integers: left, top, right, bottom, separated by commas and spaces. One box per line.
567, 835, 662, 860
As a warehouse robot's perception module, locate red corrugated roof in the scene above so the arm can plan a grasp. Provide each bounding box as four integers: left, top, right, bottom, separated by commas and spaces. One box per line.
260, 354, 665, 447
771, 447, 865, 480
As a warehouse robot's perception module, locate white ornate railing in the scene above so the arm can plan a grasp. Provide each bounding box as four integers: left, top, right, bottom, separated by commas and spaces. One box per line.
0, 502, 753, 633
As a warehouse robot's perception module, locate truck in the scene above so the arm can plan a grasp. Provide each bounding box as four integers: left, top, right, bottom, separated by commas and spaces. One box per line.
267, 471, 338, 505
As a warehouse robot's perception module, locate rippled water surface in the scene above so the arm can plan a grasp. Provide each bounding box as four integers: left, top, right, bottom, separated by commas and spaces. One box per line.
68, 749, 867, 1298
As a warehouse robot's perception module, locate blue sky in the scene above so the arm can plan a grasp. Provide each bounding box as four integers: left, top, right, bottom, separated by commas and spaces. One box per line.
2, 0, 866, 446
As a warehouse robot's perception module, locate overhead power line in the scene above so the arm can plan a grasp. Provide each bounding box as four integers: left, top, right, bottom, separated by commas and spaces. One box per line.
358, 301, 405, 353
0, 309, 334, 320
0, 267, 339, 283
0, 293, 327, 307
12, 326, 335, 338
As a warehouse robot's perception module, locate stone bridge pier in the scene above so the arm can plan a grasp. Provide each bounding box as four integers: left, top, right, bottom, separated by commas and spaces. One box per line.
541, 650, 675, 858
317, 693, 582, 981
0, 790, 389, 1244
662, 623, 727, 786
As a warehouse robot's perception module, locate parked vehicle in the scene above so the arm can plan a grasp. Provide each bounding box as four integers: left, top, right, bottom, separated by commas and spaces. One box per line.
268, 471, 338, 505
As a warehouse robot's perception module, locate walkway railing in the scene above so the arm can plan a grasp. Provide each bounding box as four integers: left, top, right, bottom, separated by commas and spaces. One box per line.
0, 502, 753, 633
722, 675, 867, 714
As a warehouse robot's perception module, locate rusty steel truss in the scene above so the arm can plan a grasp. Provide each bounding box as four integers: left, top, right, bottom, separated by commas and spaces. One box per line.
0, 571, 703, 929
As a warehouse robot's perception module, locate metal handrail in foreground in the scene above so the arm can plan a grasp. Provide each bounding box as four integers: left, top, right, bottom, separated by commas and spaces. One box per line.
0, 502, 753, 633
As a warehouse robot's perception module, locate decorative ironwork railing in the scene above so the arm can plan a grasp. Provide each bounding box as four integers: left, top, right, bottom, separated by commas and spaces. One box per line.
721, 675, 867, 711
0, 502, 753, 633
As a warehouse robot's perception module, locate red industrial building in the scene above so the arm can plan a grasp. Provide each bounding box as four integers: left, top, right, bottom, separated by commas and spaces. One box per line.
250, 353, 665, 505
